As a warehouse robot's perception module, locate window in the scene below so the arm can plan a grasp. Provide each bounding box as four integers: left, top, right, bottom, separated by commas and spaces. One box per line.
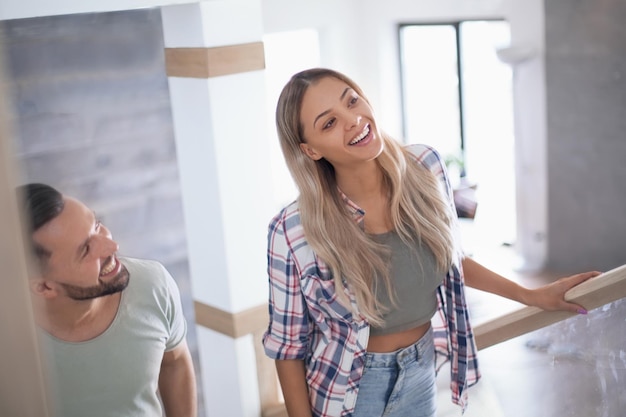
400, 21, 516, 249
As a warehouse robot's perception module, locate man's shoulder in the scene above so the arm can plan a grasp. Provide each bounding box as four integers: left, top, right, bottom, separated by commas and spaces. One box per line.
120, 257, 173, 289
120, 256, 166, 273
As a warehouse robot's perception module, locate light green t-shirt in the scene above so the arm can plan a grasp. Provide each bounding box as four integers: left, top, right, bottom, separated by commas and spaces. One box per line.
39, 257, 187, 417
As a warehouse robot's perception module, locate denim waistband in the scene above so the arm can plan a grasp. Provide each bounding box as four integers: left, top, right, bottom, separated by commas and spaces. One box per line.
364, 327, 433, 369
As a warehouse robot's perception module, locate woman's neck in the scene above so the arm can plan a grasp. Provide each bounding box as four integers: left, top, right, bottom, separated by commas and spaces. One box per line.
336, 162, 392, 234
335, 160, 384, 204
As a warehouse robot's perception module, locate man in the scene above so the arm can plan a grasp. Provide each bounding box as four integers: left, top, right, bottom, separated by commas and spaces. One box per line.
18, 183, 197, 417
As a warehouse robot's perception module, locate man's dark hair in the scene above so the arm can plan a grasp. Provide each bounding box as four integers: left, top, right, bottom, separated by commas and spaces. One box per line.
17, 183, 64, 261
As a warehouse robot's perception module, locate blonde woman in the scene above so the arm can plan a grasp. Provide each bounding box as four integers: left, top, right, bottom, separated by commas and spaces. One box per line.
262, 67, 598, 417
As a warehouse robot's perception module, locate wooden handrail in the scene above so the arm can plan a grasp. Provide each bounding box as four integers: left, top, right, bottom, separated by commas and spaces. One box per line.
473, 264, 626, 350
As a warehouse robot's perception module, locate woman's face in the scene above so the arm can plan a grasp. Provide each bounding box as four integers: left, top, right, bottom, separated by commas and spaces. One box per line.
298, 76, 383, 169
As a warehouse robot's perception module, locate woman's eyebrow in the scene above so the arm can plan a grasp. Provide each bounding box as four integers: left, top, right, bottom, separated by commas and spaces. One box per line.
313, 87, 352, 128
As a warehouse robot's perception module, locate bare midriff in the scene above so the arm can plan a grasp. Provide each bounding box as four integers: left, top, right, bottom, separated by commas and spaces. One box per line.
366, 321, 431, 353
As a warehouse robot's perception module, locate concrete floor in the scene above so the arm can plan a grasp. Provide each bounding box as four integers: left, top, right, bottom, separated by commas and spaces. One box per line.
437, 223, 626, 417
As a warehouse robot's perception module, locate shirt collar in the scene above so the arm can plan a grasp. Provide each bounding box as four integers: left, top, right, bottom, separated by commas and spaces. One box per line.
338, 188, 366, 225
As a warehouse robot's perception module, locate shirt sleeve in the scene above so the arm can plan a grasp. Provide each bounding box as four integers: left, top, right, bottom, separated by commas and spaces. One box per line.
262, 210, 312, 360
159, 263, 188, 352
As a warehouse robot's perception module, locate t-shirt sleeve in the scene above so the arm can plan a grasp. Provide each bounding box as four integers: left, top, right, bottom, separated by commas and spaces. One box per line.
159, 263, 188, 351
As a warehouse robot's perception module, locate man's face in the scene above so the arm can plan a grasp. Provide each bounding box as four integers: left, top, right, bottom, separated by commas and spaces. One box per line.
32, 197, 129, 301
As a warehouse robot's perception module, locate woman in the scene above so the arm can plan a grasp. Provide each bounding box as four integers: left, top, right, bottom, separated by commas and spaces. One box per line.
262, 67, 598, 417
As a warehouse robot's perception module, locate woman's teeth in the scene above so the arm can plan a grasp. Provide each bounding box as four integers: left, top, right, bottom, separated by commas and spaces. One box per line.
349, 125, 370, 145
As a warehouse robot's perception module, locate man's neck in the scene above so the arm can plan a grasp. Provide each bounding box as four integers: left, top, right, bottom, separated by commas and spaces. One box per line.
35, 292, 122, 342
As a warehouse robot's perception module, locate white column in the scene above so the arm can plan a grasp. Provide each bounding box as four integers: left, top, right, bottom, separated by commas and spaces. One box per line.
161, 2, 273, 416
506, 0, 548, 271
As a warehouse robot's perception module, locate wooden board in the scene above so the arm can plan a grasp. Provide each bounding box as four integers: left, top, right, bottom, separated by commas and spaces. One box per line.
165, 42, 265, 78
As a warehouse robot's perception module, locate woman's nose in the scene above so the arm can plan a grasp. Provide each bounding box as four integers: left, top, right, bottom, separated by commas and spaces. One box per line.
345, 112, 362, 129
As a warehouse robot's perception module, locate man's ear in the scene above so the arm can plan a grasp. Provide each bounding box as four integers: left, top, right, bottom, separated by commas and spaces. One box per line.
299, 143, 323, 161
29, 279, 59, 299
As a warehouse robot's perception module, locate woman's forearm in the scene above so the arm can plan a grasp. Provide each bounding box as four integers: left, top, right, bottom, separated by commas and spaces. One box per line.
275, 359, 313, 417
461, 256, 531, 304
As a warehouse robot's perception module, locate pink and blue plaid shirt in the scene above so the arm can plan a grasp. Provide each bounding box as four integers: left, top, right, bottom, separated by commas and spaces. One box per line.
263, 144, 480, 417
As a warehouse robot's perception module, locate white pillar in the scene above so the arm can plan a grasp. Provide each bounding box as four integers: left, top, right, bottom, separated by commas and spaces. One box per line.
506, 0, 548, 271
161, 2, 273, 416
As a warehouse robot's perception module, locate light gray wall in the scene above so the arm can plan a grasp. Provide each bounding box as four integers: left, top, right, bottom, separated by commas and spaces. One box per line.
545, 0, 626, 272
0, 8, 205, 416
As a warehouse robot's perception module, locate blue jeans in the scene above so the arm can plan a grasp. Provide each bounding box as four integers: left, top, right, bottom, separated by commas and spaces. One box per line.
353, 327, 437, 417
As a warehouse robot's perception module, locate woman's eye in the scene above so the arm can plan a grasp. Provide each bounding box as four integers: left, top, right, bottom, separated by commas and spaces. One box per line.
349, 96, 359, 106
323, 118, 336, 129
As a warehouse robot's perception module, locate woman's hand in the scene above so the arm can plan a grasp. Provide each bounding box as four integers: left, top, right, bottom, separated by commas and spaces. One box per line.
524, 271, 602, 314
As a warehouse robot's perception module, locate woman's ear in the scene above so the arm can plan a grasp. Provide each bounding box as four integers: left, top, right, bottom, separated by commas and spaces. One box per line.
299, 143, 323, 161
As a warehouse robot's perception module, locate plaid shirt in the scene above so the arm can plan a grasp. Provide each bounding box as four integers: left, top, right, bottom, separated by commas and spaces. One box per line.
263, 144, 480, 417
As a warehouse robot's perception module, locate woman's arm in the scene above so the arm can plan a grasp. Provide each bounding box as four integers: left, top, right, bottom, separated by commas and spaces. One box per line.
275, 359, 313, 417
461, 256, 600, 314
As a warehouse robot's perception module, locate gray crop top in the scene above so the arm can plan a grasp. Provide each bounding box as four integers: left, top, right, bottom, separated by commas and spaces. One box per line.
369, 230, 445, 336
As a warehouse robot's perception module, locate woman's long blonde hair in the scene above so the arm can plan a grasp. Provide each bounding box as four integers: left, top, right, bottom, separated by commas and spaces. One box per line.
276, 68, 456, 325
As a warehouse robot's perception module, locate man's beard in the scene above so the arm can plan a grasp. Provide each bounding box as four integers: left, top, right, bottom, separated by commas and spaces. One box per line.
60, 264, 130, 301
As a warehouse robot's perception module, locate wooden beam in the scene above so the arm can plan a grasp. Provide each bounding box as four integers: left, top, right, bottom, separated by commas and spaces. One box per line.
164, 42, 265, 78
261, 403, 288, 417
474, 264, 626, 350
193, 301, 268, 339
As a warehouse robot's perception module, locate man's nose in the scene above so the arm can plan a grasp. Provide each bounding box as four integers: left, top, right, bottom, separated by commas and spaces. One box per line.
94, 226, 119, 254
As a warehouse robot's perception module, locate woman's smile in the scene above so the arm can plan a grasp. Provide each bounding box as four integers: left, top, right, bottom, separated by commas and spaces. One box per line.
349, 124, 371, 146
